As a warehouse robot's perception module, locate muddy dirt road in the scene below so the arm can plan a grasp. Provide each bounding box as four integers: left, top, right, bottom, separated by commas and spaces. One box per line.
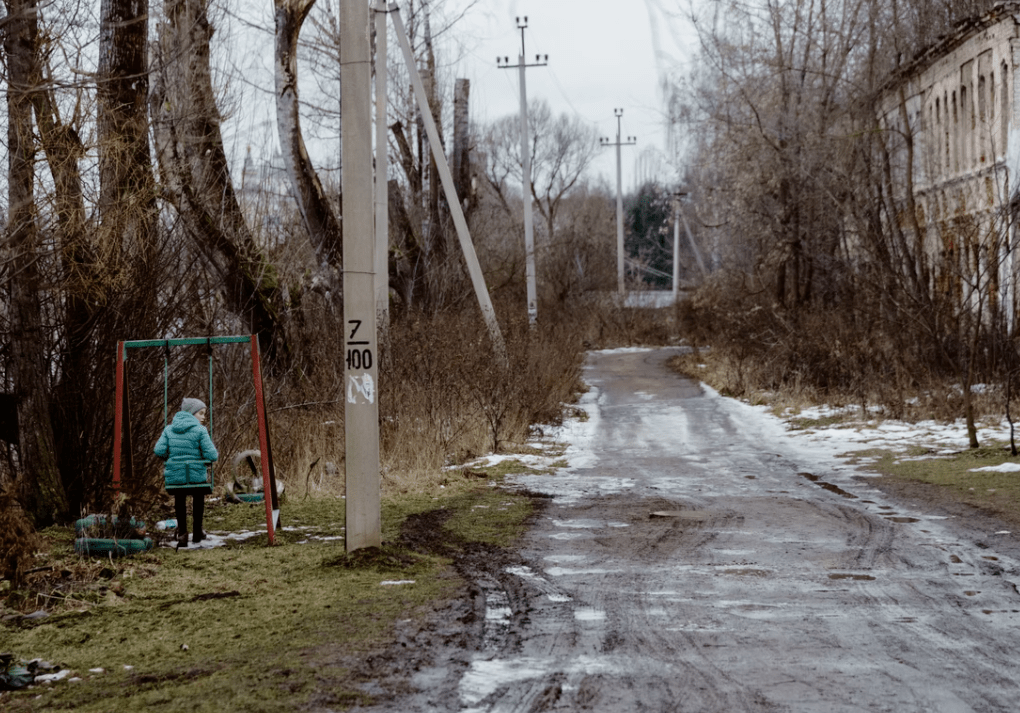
382, 348, 1020, 712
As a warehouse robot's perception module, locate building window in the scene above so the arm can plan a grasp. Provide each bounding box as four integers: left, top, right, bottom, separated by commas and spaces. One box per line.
946, 91, 954, 173
1002, 63, 1010, 155
979, 75, 986, 163
961, 84, 969, 169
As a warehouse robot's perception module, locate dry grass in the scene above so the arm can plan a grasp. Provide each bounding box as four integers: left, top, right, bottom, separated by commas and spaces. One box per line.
673, 274, 1020, 429
670, 347, 1014, 427
171, 306, 593, 503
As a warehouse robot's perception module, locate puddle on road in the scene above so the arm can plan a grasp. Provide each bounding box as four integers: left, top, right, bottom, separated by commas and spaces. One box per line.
828, 573, 876, 581
483, 590, 512, 650
950, 555, 963, 563
650, 510, 713, 521
552, 518, 603, 529
884, 516, 920, 523
546, 566, 621, 577
551, 518, 630, 530
964, 591, 980, 596
721, 567, 770, 577
574, 607, 607, 622
982, 555, 1000, 561
543, 554, 587, 563
798, 472, 858, 499
506, 565, 537, 578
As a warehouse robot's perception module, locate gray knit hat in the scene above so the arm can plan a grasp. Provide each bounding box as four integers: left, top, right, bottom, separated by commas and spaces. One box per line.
180, 397, 206, 415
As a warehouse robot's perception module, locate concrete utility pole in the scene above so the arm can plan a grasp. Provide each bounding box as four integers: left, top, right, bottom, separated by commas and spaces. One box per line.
673, 192, 684, 302
341, 0, 381, 552
497, 17, 547, 326
600, 109, 636, 295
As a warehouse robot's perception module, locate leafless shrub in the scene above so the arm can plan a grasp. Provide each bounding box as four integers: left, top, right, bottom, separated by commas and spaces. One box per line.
0, 485, 38, 589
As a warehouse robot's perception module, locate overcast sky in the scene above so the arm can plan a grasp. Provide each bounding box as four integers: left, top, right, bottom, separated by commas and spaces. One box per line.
450, 0, 696, 191
218, 0, 697, 195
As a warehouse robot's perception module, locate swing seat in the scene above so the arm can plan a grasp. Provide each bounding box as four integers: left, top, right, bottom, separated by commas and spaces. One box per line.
165, 460, 214, 490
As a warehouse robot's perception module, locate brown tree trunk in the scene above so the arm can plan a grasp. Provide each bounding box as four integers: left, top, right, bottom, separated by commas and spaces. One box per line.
151, 0, 291, 369
4, 0, 69, 525
97, 0, 159, 333
453, 78, 473, 212
274, 0, 342, 271
32, 67, 101, 515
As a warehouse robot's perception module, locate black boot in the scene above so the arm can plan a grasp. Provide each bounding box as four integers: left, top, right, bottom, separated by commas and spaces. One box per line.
192, 494, 206, 543
175, 493, 189, 548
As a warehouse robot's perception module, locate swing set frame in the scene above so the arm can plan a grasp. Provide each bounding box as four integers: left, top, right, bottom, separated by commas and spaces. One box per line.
112, 335, 280, 545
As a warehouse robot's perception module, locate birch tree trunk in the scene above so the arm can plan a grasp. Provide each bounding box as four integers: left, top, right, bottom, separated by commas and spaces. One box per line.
274, 0, 342, 272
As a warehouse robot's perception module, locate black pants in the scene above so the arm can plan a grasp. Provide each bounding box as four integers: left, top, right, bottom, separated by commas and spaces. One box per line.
173, 487, 208, 541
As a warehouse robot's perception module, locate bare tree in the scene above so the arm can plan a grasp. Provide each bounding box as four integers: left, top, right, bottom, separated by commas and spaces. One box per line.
97, 0, 160, 330
150, 0, 292, 369
483, 99, 600, 247
3, 0, 68, 524
274, 0, 342, 275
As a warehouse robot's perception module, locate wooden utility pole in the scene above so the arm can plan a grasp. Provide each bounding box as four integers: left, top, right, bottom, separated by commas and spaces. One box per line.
342, 0, 381, 552
497, 17, 547, 325
600, 109, 636, 295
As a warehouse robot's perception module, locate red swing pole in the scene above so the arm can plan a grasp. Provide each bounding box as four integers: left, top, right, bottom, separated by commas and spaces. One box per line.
251, 335, 276, 545
112, 341, 126, 497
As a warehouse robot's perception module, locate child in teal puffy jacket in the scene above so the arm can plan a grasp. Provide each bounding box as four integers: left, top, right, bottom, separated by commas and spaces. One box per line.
154, 397, 219, 548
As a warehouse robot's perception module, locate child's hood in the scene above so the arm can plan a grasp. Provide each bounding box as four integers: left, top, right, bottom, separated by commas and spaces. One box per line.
170, 411, 202, 434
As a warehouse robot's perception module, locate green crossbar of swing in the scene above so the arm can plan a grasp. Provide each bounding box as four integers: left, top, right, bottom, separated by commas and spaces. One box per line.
123, 336, 252, 350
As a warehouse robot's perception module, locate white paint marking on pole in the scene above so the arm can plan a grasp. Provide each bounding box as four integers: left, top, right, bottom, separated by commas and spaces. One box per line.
342, 0, 381, 552
374, 1, 390, 333
346, 372, 376, 404
390, 4, 508, 367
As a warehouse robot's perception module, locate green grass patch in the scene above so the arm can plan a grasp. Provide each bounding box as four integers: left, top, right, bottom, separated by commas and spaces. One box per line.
2, 488, 535, 712
867, 444, 1020, 522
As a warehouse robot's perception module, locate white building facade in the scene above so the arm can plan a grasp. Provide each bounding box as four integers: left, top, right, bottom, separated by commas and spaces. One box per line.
879, 2, 1020, 327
